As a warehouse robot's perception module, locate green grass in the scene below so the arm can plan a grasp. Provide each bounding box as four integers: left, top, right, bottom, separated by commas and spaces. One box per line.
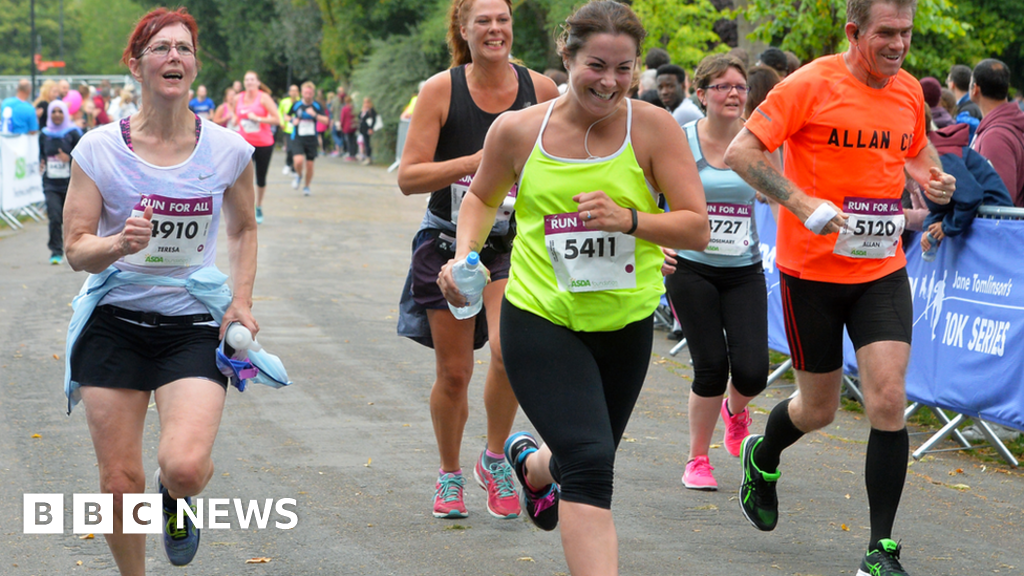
906, 406, 1024, 464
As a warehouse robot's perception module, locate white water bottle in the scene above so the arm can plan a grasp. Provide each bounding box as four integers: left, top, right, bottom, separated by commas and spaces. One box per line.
448, 251, 487, 320
225, 322, 262, 356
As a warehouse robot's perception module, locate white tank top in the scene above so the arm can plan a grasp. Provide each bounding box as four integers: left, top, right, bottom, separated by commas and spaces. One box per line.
71, 119, 255, 315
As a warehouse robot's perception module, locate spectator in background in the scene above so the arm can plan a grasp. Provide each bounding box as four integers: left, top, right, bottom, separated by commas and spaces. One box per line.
213, 87, 236, 129
38, 99, 82, 265
637, 69, 662, 107
947, 64, 982, 119
1, 79, 40, 134
728, 47, 750, 69
917, 107, 1013, 257
743, 65, 783, 219
639, 48, 671, 104
939, 88, 958, 120
921, 77, 953, 128
35, 79, 59, 125
92, 83, 111, 126
784, 51, 801, 76
330, 87, 346, 156
645, 47, 670, 72
116, 89, 139, 120
744, 66, 780, 120
657, 64, 704, 126
278, 84, 299, 175
947, 64, 982, 139
358, 96, 377, 165
970, 58, 1024, 207
340, 93, 357, 161
757, 47, 789, 78
57, 79, 71, 100
189, 85, 216, 120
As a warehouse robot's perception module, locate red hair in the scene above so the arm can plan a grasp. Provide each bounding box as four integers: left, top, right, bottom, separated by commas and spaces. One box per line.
121, 7, 200, 68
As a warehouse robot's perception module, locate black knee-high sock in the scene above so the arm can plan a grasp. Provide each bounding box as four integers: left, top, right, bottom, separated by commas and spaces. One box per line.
866, 427, 909, 549
753, 398, 805, 472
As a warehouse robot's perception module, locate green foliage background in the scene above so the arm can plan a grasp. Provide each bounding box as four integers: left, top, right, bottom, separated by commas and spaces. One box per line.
4, 0, 1021, 161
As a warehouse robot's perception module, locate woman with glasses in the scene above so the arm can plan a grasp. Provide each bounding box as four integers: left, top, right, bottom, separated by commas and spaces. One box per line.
665, 54, 772, 491
63, 7, 259, 572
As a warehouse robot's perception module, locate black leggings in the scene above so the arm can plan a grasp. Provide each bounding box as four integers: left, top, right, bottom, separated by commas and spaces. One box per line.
252, 145, 274, 188
44, 187, 66, 256
500, 299, 653, 509
665, 259, 768, 398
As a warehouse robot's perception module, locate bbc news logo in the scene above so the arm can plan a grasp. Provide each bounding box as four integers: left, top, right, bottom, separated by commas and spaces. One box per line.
24, 494, 297, 534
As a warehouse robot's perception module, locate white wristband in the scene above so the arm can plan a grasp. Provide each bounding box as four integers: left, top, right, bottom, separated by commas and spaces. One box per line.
804, 203, 838, 234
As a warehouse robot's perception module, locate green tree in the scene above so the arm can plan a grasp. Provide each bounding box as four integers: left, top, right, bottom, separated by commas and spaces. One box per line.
735, 0, 969, 76
0, 0, 77, 76
66, 0, 149, 74
634, 0, 731, 71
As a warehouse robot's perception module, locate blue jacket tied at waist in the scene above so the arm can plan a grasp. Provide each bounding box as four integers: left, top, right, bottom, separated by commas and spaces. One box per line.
65, 266, 291, 414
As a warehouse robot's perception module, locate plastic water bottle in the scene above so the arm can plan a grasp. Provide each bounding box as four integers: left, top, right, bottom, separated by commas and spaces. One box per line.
448, 251, 487, 320
225, 322, 262, 356
922, 232, 939, 262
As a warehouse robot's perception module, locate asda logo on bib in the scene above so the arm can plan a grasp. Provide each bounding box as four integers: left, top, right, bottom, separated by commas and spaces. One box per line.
570, 278, 592, 288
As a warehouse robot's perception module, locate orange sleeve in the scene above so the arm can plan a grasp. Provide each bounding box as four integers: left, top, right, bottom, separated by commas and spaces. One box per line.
745, 72, 820, 154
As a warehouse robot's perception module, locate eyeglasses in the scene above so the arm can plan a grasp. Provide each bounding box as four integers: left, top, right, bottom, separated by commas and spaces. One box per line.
142, 42, 195, 58
706, 84, 750, 94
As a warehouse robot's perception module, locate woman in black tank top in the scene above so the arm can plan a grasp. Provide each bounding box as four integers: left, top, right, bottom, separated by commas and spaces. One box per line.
396, 0, 559, 521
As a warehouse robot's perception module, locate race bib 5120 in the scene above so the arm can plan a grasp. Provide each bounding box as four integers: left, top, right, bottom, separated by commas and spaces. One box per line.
833, 197, 904, 259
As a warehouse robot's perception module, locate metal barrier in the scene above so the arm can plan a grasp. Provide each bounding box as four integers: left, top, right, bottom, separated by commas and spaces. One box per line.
387, 118, 411, 173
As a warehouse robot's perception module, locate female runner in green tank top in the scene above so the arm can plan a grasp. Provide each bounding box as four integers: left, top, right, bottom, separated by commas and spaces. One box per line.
439, 2, 708, 574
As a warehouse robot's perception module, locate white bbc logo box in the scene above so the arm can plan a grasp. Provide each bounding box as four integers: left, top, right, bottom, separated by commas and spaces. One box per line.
24, 494, 163, 534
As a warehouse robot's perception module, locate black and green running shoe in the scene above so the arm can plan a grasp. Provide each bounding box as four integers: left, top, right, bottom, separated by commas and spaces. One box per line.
738, 435, 781, 531
857, 539, 909, 576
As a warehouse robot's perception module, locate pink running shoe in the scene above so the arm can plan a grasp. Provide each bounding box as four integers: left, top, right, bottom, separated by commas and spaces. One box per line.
433, 471, 468, 518
473, 452, 521, 519
721, 398, 753, 457
682, 455, 718, 491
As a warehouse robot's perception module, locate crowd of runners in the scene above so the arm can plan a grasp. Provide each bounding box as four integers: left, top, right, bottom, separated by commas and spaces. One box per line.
27, 0, 1019, 573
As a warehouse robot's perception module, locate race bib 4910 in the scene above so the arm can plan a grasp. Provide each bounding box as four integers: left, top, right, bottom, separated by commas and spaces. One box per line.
123, 194, 213, 267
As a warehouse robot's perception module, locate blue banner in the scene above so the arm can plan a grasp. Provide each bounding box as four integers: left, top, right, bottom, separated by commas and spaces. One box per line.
905, 219, 1024, 432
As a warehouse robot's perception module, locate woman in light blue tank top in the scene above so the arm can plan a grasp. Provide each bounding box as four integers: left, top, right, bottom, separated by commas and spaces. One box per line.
665, 54, 772, 492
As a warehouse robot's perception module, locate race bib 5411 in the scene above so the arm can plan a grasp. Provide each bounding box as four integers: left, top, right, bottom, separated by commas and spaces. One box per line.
545, 212, 636, 293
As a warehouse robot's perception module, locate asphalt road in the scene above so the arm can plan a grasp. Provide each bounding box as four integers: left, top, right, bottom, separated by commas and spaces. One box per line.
1, 153, 1021, 575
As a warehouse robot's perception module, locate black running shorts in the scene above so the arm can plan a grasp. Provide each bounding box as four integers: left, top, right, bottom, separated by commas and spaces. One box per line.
71, 306, 228, 391
289, 136, 319, 161
780, 268, 912, 373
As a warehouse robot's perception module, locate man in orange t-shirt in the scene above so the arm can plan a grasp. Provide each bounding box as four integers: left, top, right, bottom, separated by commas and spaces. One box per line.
724, 1, 956, 575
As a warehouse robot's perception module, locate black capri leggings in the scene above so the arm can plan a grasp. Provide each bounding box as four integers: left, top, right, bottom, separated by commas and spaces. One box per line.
500, 298, 653, 510
252, 144, 274, 188
665, 259, 768, 398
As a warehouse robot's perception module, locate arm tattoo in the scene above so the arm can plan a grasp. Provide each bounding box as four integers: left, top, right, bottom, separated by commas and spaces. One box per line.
747, 158, 793, 202
468, 240, 482, 253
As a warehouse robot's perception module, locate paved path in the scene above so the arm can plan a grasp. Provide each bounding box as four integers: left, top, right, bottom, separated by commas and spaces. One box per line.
1, 153, 1021, 575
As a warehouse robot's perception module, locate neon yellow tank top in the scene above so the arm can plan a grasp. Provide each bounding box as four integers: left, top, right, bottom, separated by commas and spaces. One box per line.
505, 98, 664, 332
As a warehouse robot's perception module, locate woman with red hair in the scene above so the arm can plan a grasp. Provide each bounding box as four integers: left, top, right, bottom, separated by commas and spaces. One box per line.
63, 7, 259, 572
